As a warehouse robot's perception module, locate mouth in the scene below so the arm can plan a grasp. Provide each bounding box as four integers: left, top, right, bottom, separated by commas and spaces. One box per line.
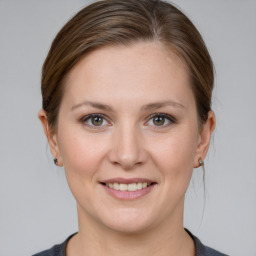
100, 178, 157, 200
100, 182, 156, 191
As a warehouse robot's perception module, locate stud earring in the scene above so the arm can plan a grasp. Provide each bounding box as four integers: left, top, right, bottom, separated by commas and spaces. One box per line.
54, 158, 58, 166
199, 158, 204, 167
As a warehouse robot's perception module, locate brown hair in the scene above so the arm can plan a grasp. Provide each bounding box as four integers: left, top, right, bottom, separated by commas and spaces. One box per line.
42, 0, 214, 133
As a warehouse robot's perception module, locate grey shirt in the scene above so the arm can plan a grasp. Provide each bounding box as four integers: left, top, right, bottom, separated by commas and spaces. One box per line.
33, 229, 228, 256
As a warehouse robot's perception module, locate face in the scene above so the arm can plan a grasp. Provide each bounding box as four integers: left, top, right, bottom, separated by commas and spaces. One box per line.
40, 41, 214, 234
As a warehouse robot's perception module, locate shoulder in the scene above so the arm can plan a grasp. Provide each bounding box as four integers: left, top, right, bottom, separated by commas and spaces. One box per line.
32, 233, 76, 256
185, 229, 229, 256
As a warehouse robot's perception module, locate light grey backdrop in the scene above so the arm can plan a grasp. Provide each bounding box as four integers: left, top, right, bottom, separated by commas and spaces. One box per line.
0, 0, 255, 255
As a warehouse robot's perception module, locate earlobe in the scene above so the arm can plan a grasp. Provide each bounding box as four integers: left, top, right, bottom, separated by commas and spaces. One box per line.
194, 111, 216, 168
38, 109, 63, 166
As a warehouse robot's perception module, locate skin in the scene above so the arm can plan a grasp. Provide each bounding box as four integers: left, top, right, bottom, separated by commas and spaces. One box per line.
39, 41, 215, 256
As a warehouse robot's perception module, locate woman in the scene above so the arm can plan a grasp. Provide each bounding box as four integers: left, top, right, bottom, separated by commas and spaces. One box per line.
34, 0, 227, 255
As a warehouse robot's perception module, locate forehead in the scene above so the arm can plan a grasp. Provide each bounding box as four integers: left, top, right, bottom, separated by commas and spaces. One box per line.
63, 41, 194, 108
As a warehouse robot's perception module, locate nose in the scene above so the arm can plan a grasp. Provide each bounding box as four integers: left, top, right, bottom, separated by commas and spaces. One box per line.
107, 122, 148, 170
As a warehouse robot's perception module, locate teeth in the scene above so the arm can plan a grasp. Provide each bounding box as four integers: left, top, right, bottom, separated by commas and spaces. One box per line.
119, 184, 127, 191
137, 183, 143, 190
105, 182, 151, 191
113, 183, 119, 190
128, 183, 137, 191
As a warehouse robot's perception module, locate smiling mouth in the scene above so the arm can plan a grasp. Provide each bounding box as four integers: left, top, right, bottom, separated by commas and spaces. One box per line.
100, 182, 156, 192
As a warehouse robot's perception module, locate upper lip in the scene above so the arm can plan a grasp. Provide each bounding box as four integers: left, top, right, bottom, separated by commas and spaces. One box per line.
100, 178, 156, 184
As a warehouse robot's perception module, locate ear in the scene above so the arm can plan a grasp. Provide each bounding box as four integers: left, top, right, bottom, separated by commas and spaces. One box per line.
38, 109, 63, 166
194, 110, 216, 168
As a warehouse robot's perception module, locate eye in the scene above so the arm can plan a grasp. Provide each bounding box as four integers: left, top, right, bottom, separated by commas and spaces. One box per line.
81, 114, 109, 128
146, 113, 175, 128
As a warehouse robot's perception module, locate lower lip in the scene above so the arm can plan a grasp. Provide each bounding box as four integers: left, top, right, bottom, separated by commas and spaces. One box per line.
101, 184, 156, 200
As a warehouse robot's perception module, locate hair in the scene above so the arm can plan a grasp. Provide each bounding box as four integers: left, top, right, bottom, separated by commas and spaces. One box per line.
41, 0, 214, 134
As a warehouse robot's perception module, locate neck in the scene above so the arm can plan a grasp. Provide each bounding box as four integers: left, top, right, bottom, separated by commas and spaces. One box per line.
66, 203, 195, 256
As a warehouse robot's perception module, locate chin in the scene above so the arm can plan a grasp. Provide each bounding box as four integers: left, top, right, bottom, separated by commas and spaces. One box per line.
99, 208, 156, 234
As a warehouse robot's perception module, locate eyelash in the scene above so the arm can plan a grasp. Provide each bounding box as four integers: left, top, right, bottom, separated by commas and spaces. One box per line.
146, 113, 176, 128
80, 113, 176, 130
80, 114, 109, 130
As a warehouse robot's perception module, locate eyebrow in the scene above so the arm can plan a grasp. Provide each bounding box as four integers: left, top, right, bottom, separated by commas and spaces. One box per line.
71, 100, 185, 112
141, 101, 185, 111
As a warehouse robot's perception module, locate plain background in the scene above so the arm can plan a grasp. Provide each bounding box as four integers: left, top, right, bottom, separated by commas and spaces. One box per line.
0, 0, 256, 255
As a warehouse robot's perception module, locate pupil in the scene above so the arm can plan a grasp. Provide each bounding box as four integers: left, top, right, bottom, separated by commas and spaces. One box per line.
153, 116, 164, 126
92, 116, 103, 126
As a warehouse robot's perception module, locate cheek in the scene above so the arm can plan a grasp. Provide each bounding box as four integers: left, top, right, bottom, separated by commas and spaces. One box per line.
149, 127, 198, 185
150, 131, 198, 222
57, 125, 108, 182
57, 128, 111, 212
